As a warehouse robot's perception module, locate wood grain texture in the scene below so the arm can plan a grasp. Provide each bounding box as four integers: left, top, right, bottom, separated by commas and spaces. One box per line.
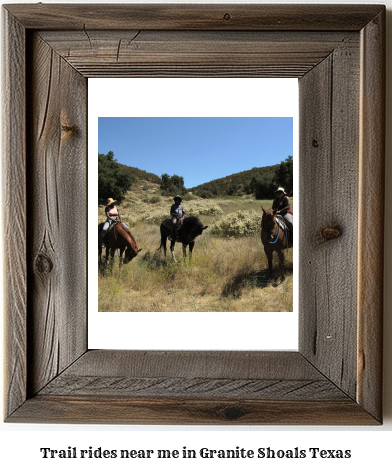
58, 350, 326, 379
299, 40, 360, 399
9, 396, 378, 425
39, 30, 358, 78
27, 33, 87, 395
12, 351, 376, 424
37, 351, 346, 400
39, 377, 347, 400
357, 9, 385, 422
4, 4, 384, 31
2, 4, 384, 425
2, 9, 27, 419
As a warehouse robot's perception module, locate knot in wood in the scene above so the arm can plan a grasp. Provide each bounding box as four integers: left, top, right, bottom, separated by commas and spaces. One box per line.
314, 225, 342, 245
312, 139, 319, 148
61, 124, 78, 134
34, 253, 53, 275
223, 13, 231, 21
223, 405, 244, 420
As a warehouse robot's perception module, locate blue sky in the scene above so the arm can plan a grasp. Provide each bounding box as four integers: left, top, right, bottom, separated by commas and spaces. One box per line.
98, 117, 293, 189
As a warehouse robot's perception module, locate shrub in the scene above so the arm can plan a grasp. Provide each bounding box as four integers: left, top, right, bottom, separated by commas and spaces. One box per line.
143, 194, 162, 204
211, 210, 260, 237
143, 208, 170, 225
186, 201, 223, 216
182, 193, 201, 201
198, 190, 211, 199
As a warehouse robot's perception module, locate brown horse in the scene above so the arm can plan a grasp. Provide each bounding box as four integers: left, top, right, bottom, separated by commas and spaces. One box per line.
260, 207, 292, 280
98, 222, 142, 268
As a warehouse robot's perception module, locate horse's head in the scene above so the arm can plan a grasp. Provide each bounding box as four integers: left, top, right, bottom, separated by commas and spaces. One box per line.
123, 246, 142, 264
189, 224, 208, 242
262, 206, 277, 223
183, 216, 208, 243
114, 224, 142, 264
261, 207, 278, 239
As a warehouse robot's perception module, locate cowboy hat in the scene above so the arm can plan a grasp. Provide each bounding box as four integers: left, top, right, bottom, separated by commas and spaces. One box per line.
173, 195, 182, 201
107, 198, 117, 205
275, 187, 286, 195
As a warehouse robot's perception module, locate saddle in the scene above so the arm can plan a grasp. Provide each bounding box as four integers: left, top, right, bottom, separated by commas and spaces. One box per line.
108, 220, 119, 232
276, 215, 288, 231
102, 221, 119, 246
162, 216, 185, 231
276, 215, 293, 249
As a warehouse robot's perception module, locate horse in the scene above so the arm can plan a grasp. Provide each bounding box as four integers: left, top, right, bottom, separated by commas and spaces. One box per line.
98, 222, 142, 268
159, 216, 208, 262
260, 207, 292, 280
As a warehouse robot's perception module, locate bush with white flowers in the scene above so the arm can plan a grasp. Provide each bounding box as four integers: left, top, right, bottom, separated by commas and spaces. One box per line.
211, 210, 260, 237
186, 201, 223, 216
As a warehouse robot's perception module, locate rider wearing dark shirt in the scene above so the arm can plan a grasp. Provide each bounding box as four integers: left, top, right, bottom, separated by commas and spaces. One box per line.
170, 195, 186, 241
272, 187, 293, 232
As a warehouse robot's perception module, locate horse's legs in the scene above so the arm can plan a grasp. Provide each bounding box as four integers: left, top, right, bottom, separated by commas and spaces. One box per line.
119, 248, 124, 269
170, 241, 177, 262
188, 241, 195, 258
264, 247, 274, 278
108, 248, 116, 271
160, 232, 167, 259
182, 243, 187, 258
278, 248, 285, 280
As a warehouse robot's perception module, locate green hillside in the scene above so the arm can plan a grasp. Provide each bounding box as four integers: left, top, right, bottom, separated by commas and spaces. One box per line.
118, 163, 161, 184
188, 164, 280, 199
100, 150, 292, 202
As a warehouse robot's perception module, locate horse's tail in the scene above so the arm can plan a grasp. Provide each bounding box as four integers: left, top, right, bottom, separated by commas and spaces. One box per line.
157, 223, 167, 251
98, 222, 105, 248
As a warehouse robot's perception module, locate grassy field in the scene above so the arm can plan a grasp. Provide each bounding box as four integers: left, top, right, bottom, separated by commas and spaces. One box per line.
98, 182, 293, 312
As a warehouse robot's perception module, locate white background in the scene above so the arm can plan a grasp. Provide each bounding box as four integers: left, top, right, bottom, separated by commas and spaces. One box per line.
1, 1, 391, 473
89, 78, 299, 351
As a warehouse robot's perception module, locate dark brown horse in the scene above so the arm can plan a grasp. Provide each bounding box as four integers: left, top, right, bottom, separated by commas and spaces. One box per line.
98, 222, 142, 268
159, 216, 208, 262
260, 207, 292, 280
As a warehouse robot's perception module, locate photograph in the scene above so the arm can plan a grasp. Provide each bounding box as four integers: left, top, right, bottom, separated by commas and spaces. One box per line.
97, 116, 294, 313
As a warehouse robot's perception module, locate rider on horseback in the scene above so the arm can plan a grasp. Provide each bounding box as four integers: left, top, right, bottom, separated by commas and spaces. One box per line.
272, 187, 293, 233
170, 195, 186, 241
101, 198, 128, 246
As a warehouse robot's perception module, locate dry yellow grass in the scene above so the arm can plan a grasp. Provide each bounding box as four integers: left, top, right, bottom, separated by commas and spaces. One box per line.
98, 190, 293, 312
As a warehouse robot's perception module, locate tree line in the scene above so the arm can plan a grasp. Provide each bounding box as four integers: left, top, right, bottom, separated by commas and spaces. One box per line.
98, 151, 293, 201
189, 156, 293, 199
98, 151, 135, 201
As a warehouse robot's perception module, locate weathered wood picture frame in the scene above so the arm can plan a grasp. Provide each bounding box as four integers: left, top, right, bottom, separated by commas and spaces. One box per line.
3, 4, 385, 424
